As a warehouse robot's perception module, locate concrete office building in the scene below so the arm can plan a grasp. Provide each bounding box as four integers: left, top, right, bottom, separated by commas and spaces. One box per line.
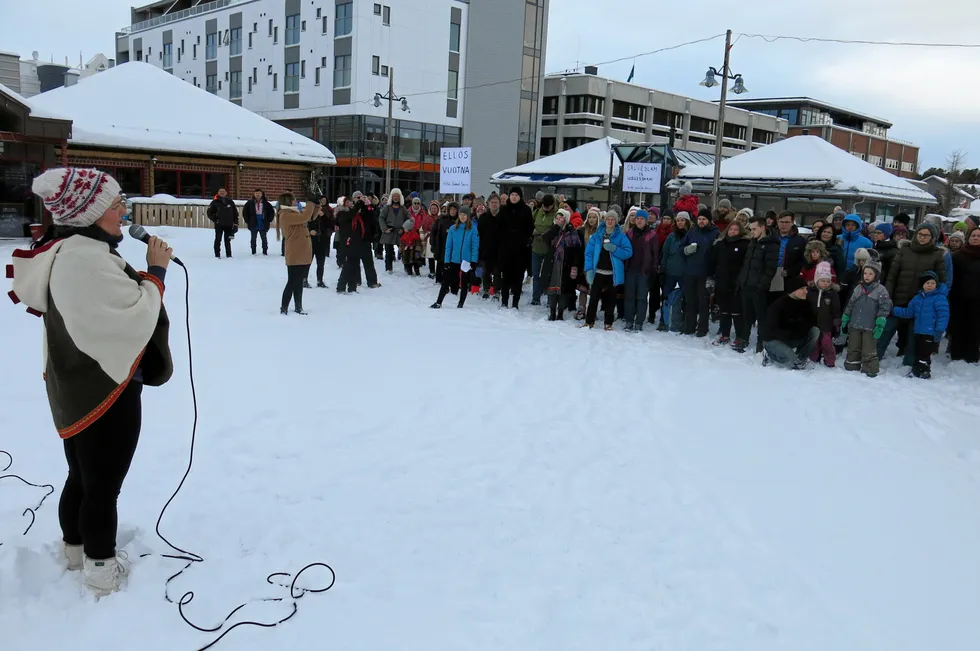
115, 0, 548, 198
539, 69, 788, 161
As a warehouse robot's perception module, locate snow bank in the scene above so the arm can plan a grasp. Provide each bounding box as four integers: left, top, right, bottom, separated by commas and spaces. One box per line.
2, 228, 979, 651
28, 62, 336, 166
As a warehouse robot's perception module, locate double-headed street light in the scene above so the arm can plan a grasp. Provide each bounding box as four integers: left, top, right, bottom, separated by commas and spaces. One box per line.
699, 30, 748, 210
373, 68, 411, 195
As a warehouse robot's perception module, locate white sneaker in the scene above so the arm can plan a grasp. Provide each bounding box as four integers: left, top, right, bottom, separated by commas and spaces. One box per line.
83, 552, 130, 597
64, 543, 84, 572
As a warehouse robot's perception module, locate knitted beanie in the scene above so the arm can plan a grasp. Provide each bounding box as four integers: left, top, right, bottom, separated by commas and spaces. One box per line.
680, 181, 693, 196
32, 167, 121, 228
785, 275, 807, 294
814, 261, 833, 283
864, 258, 883, 280
675, 211, 691, 223
635, 209, 650, 220
920, 270, 940, 287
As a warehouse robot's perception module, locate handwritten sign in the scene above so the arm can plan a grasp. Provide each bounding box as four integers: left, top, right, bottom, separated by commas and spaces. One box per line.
622, 162, 663, 193
440, 147, 472, 194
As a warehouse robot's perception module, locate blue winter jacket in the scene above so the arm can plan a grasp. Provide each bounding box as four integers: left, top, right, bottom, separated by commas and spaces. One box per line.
892, 283, 950, 337
943, 249, 954, 289
838, 214, 873, 270
660, 231, 686, 278
585, 225, 633, 285
444, 223, 480, 264
678, 224, 720, 277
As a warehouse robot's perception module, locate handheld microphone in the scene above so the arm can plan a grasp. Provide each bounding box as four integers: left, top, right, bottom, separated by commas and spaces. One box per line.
129, 223, 184, 267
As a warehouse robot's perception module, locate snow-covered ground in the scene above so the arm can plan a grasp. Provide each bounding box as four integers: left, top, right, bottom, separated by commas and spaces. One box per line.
2, 227, 980, 651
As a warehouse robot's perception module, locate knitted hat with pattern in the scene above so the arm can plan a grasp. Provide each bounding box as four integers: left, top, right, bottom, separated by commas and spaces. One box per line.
32, 167, 121, 228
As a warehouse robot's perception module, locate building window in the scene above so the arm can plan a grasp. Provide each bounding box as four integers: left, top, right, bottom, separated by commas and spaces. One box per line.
162, 43, 172, 68
542, 96, 558, 115
315, 67, 320, 85
230, 71, 242, 99
565, 95, 603, 115
286, 14, 300, 45
372, 56, 380, 75
448, 69, 458, 100
540, 137, 556, 157
248, 76, 252, 93
316, 8, 321, 18
206, 73, 217, 94
612, 100, 646, 122
253, 67, 258, 82
301, 60, 306, 78
274, 26, 279, 43
869, 155, 883, 167
901, 161, 914, 173
382, 5, 390, 25
381, 65, 389, 77
689, 115, 717, 135
302, 20, 307, 31
285, 62, 300, 93
269, 19, 273, 36
335, 2, 353, 37
248, 32, 253, 49
193, 76, 197, 86
723, 122, 746, 141
886, 158, 899, 170
192, 44, 197, 59
268, 64, 273, 75
374, 3, 381, 14
563, 137, 594, 150
752, 129, 774, 145
333, 54, 351, 88
450, 22, 461, 53
273, 73, 278, 90
154, 170, 228, 199
322, 16, 327, 33
206, 32, 217, 60
230, 27, 242, 56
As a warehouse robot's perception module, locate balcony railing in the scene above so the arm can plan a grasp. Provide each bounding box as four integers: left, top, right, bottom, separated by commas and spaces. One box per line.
120, 0, 249, 35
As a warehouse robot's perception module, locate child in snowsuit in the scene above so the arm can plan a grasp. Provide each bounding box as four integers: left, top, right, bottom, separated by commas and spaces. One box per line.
891, 271, 949, 379
807, 261, 841, 368
399, 218, 423, 276
842, 258, 892, 377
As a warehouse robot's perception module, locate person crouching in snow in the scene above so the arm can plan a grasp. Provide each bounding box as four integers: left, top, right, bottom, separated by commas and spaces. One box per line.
891, 271, 949, 379
583, 210, 633, 330
807, 261, 841, 368
540, 208, 584, 321
431, 207, 480, 309
399, 217, 423, 276
762, 276, 819, 369
841, 258, 892, 377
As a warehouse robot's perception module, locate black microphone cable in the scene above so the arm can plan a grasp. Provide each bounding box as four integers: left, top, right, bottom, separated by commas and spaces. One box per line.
0, 450, 55, 545
146, 259, 336, 651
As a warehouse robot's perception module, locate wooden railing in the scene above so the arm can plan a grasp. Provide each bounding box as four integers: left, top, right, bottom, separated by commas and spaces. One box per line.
131, 203, 248, 229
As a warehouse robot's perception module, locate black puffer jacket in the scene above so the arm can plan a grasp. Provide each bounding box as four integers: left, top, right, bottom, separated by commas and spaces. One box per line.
778, 232, 808, 279
478, 210, 500, 266
242, 198, 275, 231
738, 234, 780, 294
708, 234, 749, 294
496, 199, 535, 269
886, 239, 946, 306
873, 239, 899, 284
207, 196, 239, 228
766, 295, 817, 342
430, 213, 455, 262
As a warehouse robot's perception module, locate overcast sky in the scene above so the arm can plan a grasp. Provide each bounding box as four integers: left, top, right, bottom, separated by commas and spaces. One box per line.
2, 0, 977, 170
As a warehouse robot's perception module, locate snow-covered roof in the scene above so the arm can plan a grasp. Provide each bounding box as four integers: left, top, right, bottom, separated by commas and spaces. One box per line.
28, 62, 335, 165
920, 176, 976, 201
490, 137, 621, 185
0, 81, 70, 121
676, 136, 936, 205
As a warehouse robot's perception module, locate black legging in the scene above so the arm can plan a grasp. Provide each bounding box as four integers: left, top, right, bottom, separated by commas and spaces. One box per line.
498, 257, 526, 307
282, 263, 310, 311
311, 240, 329, 284
59, 381, 142, 560
585, 273, 617, 326
436, 263, 472, 306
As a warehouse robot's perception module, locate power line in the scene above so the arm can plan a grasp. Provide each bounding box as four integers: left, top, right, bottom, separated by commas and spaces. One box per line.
737, 33, 980, 48
349, 34, 727, 106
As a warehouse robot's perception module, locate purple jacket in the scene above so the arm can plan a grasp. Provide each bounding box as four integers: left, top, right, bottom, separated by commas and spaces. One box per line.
626, 226, 660, 276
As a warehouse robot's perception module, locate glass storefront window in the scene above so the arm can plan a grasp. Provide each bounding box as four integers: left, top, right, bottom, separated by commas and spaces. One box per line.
397, 122, 422, 162
444, 126, 461, 148
205, 173, 227, 197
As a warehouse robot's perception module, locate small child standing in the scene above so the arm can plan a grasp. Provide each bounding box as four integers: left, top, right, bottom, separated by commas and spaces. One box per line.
842, 258, 892, 377
399, 218, 423, 276
807, 261, 841, 367
891, 271, 949, 379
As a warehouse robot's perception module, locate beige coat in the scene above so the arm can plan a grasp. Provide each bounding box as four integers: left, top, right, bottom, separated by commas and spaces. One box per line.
277, 203, 317, 266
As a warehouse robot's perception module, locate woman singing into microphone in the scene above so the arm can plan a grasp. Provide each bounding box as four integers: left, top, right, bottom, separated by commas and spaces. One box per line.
8, 167, 174, 596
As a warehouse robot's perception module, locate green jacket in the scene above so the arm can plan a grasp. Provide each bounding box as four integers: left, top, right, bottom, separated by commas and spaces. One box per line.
532, 208, 557, 255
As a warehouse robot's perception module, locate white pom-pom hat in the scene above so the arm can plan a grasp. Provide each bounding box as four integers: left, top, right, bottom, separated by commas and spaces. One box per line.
32, 167, 121, 227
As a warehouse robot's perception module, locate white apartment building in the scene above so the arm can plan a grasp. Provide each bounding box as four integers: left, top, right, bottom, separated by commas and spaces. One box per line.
115, 0, 549, 197
540, 69, 788, 160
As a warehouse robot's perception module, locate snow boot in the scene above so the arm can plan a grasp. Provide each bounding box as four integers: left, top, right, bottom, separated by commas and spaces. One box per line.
302, 279, 312, 289
575, 310, 585, 320
656, 322, 669, 332
624, 324, 634, 332
294, 308, 308, 315
65, 543, 83, 572
580, 323, 594, 329
430, 302, 442, 309
280, 308, 288, 315
731, 338, 747, 353
317, 281, 327, 288
83, 553, 129, 597
713, 336, 731, 346
604, 324, 615, 332
368, 283, 382, 289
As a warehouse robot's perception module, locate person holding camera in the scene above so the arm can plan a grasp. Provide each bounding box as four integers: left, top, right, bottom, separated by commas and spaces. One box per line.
10, 167, 174, 596
277, 192, 319, 314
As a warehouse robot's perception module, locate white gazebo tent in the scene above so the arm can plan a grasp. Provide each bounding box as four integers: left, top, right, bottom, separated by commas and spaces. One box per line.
670, 135, 936, 222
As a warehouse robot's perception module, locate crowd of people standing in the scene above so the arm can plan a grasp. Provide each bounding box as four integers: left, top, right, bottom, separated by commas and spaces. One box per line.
220, 182, 980, 379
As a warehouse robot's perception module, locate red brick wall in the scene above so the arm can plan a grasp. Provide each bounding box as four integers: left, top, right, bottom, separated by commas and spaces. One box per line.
66, 153, 151, 196
830, 128, 851, 151
241, 167, 308, 200
885, 141, 903, 160
869, 138, 886, 158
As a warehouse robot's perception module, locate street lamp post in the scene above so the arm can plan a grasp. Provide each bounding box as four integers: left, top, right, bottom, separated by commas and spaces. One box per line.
699, 29, 748, 210
373, 68, 410, 195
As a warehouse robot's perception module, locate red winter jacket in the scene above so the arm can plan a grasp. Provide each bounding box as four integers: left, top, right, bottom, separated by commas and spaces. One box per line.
673, 194, 699, 217
655, 221, 674, 248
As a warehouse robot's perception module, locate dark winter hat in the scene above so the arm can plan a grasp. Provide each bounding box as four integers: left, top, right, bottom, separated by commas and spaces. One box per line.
718, 199, 733, 210
509, 186, 524, 199
891, 224, 909, 239
919, 270, 940, 287
534, 191, 544, 202
698, 207, 712, 219
784, 276, 807, 294
874, 222, 893, 239
409, 191, 420, 200
635, 209, 650, 220
894, 212, 911, 227
917, 222, 940, 242
542, 194, 556, 208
